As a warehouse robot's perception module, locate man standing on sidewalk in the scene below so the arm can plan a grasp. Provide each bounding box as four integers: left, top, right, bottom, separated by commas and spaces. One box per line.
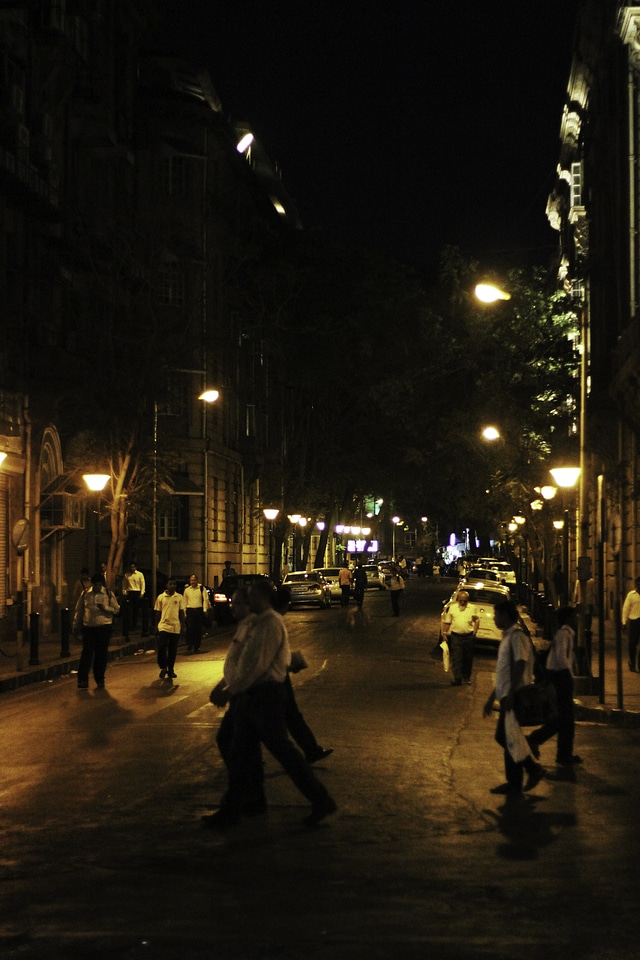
442, 589, 479, 685
622, 576, 640, 672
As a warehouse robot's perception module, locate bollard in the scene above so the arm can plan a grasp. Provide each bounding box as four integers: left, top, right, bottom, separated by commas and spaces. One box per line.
60, 607, 70, 658
122, 597, 131, 639
28, 611, 40, 666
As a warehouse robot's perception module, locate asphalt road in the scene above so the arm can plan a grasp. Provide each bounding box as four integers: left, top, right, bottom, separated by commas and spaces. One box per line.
1, 579, 639, 960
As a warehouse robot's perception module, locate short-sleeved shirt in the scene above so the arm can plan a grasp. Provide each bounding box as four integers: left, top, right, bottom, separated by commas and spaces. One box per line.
444, 602, 478, 635
155, 591, 183, 634
495, 625, 534, 700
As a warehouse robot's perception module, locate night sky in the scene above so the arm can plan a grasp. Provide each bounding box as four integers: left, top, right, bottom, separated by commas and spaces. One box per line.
157, 1, 580, 275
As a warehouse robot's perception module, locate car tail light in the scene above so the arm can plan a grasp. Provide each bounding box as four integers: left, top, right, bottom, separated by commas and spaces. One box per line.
213, 591, 229, 603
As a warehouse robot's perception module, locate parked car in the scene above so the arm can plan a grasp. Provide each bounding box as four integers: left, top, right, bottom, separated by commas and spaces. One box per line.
440, 584, 519, 646
377, 560, 395, 586
212, 573, 276, 624
313, 567, 349, 601
459, 567, 504, 587
283, 571, 332, 608
360, 563, 386, 589
477, 558, 518, 586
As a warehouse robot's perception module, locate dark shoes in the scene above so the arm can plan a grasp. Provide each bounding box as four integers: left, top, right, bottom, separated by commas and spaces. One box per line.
489, 783, 522, 799
77, 682, 88, 689
307, 747, 333, 764
168, 671, 177, 679
302, 796, 337, 826
159, 670, 167, 679
450, 679, 462, 686
524, 763, 545, 792
201, 810, 240, 831
557, 755, 583, 766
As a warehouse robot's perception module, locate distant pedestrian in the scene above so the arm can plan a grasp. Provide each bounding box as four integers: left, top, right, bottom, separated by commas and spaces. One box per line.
622, 576, 640, 672
123, 562, 145, 630
432, 560, 441, 579
527, 606, 581, 767
222, 561, 237, 580
72, 571, 120, 690
482, 599, 545, 800
442, 589, 479, 685
182, 573, 210, 653
352, 562, 367, 608
338, 564, 353, 607
389, 565, 405, 616
154, 578, 185, 680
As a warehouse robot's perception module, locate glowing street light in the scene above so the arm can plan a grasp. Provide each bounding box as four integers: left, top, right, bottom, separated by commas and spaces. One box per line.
482, 426, 501, 441
198, 389, 220, 403
475, 283, 511, 303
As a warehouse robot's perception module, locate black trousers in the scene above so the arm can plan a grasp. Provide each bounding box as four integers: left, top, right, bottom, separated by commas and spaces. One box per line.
221, 682, 330, 816
78, 625, 112, 686
629, 619, 640, 670
185, 608, 204, 651
156, 631, 179, 672
527, 668, 575, 763
495, 703, 539, 791
449, 632, 475, 681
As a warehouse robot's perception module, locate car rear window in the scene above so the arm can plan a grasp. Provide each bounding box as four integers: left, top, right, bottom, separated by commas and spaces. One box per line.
467, 589, 504, 605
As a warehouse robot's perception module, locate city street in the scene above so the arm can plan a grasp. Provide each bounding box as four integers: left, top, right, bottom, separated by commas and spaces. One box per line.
1, 578, 639, 960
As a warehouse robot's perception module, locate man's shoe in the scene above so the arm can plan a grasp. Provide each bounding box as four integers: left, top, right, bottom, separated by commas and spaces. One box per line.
490, 783, 513, 795
524, 763, 545, 792
168, 671, 177, 679
302, 796, 337, 826
159, 670, 167, 679
450, 679, 462, 686
201, 810, 240, 831
557, 754, 583, 766
77, 682, 89, 689
526, 736, 541, 759
307, 747, 333, 764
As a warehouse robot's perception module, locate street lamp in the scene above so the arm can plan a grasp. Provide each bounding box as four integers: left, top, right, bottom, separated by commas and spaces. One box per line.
263, 508, 280, 580
392, 515, 402, 560
549, 466, 580, 605
474, 283, 512, 303
83, 473, 110, 572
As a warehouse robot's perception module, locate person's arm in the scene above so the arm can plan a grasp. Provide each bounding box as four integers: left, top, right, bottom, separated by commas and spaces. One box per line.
483, 685, 497, 717
139, 573, 145, 597
105, 590, 120, 616
622, 592, 631, 625
72, 593, 85, 634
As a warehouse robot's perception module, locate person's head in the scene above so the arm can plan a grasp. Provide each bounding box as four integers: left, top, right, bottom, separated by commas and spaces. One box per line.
224, 560, 232, 569
165, 578, 176, 595
91, 572, 105, 588
557, 605, 577, 629
232, 586, 251, 621
273, 585, 291, 615
129, 562, 137, 572
189, 574, 198, 588
456, 590, 470, 608
494, 599, 519, 631
80, 567, 90, 577
248, 578, 276, 613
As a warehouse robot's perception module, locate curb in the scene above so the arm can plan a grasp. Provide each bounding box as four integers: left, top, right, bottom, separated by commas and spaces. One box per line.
574, 699, 640, 728
0, 639, 151, 694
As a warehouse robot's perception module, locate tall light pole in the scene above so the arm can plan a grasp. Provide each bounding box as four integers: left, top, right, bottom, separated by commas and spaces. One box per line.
550, 467, 580, 607
263, 508, 280, 580
83, 473, 110, 573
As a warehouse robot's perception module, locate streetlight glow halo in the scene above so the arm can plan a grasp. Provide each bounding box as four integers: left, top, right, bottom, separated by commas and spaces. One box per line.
474, 283, 511, 303
549, 467, 580, 488
83, 473, 110, 492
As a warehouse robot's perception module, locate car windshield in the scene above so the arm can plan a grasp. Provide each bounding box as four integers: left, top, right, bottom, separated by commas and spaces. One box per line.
466, 588, 505, 605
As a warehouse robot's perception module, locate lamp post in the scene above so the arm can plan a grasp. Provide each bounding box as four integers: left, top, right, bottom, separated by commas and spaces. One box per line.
263, 508, 280, 580
83, 473, 110, 572
392, 515, 402, 560
550, 467, 580, 607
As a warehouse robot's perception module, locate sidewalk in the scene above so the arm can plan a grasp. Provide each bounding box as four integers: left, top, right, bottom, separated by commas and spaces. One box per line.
523, 610, 640, 728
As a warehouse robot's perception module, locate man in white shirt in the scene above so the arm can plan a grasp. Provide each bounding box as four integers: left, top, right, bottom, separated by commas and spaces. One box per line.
182, 573, 210, 653
622, 576, 640, 672
123, 562, 145, 631
442, 590, 479, 685
482, 600, 545, 799
73, 572, 120, 689
204, 578, 337, 830
154, 579, 185, 680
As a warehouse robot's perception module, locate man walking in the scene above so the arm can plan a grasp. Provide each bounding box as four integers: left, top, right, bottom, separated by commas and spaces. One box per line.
338, 564, 352, 607
73, 571, 120, 690
352, 562, 367, 609
482, 599, 545, 800
622, 576, 640, 672
154, 578, 185, 680
182, 573, 210, 653
442, 589, 479, 685
123, 562, 145, 631
204, 578, 337, 830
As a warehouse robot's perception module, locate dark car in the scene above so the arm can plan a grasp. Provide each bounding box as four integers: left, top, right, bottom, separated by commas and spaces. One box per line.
212, 573, 276, 624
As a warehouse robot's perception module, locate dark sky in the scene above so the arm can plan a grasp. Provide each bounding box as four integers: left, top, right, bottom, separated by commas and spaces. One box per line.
157, 1, 580, 275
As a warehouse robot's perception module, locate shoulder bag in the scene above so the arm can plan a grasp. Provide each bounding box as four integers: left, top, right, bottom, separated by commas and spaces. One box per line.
511, 634, 558, 727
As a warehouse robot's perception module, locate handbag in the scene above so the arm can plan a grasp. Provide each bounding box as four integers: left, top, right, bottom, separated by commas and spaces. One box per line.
509, 630, 558, 727
513, 678, 558, 727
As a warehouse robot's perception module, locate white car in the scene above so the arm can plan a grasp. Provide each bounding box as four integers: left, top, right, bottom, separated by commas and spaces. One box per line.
313, 567, 347, 602
478, 559, 517, 586
283, 571, 332, 608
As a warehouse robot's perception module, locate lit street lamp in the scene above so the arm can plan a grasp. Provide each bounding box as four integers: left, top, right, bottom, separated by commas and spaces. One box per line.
263, 508, 280, 580
549, 466, 580, 606
474, 283, 512, 303
83, 473, 110, 572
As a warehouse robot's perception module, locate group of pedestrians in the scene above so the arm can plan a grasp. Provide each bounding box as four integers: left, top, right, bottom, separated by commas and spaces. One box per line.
72, 568, 211, 690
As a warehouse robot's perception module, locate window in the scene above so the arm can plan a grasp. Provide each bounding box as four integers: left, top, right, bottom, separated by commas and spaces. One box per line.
570, 162, 583, 208
158, 497, 188, 541
160, 156, 189, 198
158, 263, 185, 306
